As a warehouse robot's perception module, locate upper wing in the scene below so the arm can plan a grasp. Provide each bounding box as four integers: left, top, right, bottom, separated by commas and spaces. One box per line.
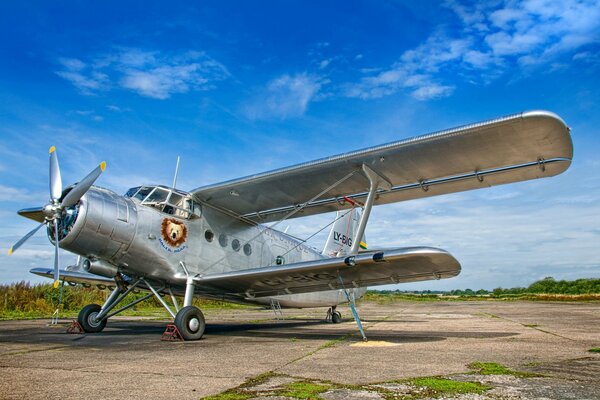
193, 247, 460, 298
192, 110, 572, 223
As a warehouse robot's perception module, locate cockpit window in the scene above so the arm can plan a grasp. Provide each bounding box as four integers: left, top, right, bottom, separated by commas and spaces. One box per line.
167, 192, 184, 208
144, 187, 169, 204
125, 187, 141, 198
135, 185, 200, 219
133, 186, 153, 201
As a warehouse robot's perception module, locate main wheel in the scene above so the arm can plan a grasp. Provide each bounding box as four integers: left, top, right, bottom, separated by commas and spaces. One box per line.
332, 311, 342, 324
77, 304, 107, 333
174, 306, 206, 340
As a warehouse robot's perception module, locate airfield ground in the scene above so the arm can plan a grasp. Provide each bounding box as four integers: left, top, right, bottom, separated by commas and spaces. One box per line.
0, 301, 599, 400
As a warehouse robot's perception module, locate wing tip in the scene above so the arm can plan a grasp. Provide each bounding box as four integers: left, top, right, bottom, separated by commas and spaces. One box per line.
521, 110, 568, 128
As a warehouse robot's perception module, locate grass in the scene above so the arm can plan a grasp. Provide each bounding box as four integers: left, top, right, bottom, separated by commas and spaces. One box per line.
0, 281, 254, 321
588, 348, 600, 353
279, 381, 332, 399
469, 362, 539, 377
407, 377, 490, 397
202, 392, 251, 400
202, 370, 501, 400
364, 291, 600, 303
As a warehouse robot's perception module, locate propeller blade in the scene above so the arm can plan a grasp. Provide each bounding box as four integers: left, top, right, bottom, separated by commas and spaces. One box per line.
61, 161, 106, 208
53, 219, 60, 288
8, 223, 45, 255
49, 146, 62, 201
17, 207, 46, 223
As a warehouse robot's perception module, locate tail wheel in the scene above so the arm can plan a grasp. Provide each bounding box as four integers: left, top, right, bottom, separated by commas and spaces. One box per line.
332, 311, 342, 324
174, 306, 206, 340
77, 304, 107, 333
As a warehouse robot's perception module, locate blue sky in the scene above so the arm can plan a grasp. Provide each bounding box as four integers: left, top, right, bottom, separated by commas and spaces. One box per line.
0, 1, 599, 290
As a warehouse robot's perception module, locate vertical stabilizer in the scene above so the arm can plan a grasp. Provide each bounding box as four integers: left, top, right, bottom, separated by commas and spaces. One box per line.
322, 208, 367, 257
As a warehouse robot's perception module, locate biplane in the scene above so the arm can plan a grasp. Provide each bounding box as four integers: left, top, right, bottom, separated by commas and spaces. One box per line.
9, 110, 573, 340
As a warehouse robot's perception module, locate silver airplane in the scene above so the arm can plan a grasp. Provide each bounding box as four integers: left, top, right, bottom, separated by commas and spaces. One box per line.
9, 110, 573, 340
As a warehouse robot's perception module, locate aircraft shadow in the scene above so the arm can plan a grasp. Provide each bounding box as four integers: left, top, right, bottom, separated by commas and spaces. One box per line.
0, 318, 519, 346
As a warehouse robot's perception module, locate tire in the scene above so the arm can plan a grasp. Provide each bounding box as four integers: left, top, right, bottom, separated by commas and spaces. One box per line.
174, 306, 206, 340
332, 311, 342, 324
77, 304, 107, 333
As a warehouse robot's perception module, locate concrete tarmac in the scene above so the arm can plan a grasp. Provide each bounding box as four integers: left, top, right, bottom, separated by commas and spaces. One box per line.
1, 301, 599, 399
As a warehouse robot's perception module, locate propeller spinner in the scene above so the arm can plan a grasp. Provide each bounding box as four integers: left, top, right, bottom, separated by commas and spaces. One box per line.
8, 146, 106, 288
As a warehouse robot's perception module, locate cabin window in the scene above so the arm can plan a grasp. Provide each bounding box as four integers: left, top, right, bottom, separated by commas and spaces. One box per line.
243, 243, 252, 256
275, 255, 285, 265
231, 239, 240, 252
204, 230, 214, 242
218, 234, 228, 247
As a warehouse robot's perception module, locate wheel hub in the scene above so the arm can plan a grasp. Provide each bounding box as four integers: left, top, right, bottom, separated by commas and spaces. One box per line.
188, 317, 200, 332
88, 312, 101, 328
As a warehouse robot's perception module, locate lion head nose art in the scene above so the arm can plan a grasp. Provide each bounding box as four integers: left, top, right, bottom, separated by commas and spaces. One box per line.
161, 218, 188, 248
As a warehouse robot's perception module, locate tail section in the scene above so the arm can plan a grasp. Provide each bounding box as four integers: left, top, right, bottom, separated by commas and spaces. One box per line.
322, 208, 367, 257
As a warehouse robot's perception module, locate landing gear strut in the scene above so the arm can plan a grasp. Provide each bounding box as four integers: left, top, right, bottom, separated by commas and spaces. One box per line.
74, 274, 207, 340
172, 276, 206, 340
327, 306, 342, 324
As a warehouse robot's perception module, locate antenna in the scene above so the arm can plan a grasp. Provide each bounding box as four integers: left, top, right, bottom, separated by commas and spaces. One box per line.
172, 156, 180, 189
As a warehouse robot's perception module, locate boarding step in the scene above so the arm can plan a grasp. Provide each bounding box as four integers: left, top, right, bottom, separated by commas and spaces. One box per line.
270, 298, 284, 320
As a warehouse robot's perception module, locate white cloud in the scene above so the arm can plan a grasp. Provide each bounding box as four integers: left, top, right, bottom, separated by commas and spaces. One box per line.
56, 48, 229, 99
345, 0, 600, 101
411, 84, 455, 100
319, 59, 331, 69
244, 73, 324, 120
0, 185, 45, 203
55, 58, 109, 95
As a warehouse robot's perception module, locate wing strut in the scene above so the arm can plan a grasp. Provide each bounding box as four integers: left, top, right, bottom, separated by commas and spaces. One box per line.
349, 164, 391, 255
338, 275, 368, 341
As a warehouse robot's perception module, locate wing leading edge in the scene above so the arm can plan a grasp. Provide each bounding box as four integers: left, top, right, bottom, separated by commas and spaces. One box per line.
192, 111, 572, 223
193, 247, 460, 298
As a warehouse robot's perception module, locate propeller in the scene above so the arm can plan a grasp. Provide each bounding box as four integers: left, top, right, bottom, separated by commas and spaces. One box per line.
8, 146, 106, 288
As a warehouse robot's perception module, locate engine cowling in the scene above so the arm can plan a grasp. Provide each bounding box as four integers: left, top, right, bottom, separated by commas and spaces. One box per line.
55, 186, 138, 264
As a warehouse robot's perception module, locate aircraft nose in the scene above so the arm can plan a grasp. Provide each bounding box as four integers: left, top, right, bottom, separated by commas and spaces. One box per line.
58, 187, 138, 260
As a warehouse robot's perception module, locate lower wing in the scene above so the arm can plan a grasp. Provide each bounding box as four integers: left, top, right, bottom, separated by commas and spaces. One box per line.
193, 246, 460, 298
31, 247, 460, 299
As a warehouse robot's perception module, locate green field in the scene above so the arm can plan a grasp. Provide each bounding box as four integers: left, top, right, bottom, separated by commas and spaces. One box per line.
1, 276, 599, 320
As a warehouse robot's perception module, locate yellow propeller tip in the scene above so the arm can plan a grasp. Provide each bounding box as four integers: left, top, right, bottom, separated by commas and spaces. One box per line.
8, 247, 13, 256
49, 146, 56, 154
53, 280, 60, 289
100, 161, 106, 172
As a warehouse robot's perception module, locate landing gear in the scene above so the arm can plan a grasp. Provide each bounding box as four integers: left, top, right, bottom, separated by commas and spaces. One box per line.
174, 306, 206, 340
327, 306, 343, 324
332, 311, 342, 324
77, 304, 107, 333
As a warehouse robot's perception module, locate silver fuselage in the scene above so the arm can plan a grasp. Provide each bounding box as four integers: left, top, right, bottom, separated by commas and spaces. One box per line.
57, 186, 363, 307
